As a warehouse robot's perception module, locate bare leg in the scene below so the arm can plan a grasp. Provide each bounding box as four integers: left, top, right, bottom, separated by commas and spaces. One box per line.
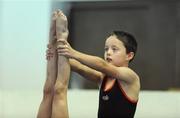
51, 10, 70, 118
37, 11, 58, 118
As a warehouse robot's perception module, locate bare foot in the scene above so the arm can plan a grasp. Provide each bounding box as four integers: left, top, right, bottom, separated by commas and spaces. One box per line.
46, 11, 60, 60
49, 11, 58, 45
55, 9, 69, 40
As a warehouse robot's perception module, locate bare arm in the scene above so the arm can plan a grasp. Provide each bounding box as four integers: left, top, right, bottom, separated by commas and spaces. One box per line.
69, 59, 104, 84
74, 52, 139, 83
57, 40, 139, 83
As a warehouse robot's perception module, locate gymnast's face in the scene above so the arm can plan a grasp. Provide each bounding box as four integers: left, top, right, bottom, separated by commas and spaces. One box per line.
104, 35, 129, 67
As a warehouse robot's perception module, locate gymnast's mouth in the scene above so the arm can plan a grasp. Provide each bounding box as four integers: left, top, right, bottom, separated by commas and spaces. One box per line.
106, 57, 112, 62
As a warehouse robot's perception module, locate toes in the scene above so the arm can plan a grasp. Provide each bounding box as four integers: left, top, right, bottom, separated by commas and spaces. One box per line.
57, 9, 62, 14
56, 9, 67, 20
52, 11, 58, 20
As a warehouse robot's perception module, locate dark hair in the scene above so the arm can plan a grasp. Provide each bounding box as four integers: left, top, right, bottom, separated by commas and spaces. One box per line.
111, 31, 137, 62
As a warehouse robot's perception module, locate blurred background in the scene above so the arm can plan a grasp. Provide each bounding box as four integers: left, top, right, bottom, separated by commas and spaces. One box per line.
0, 0, 180, 118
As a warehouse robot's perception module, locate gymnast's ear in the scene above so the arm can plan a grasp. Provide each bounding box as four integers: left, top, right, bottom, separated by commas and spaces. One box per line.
126, 52, 134, 61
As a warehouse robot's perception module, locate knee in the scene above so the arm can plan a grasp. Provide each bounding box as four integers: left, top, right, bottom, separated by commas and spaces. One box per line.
43, 84, 54, 96
53, 82, 67, 96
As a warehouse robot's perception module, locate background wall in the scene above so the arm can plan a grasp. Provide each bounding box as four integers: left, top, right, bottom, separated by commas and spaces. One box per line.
0, 0, 51, 91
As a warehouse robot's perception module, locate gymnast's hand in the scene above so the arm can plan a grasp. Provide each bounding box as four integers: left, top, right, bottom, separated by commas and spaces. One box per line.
46, 44, 54, 60
57, 39, 77, 59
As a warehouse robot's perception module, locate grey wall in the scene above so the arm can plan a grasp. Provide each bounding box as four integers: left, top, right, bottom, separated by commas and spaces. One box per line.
53, 0, 180, 90
175, 1, 180, 88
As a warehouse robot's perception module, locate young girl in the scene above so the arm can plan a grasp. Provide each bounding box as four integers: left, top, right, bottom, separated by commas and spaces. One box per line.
56, 30, 140, 118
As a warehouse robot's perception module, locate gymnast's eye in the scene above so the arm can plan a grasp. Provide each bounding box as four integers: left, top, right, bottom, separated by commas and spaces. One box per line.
112, 47, 118, 52
104, 47, 109, 52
